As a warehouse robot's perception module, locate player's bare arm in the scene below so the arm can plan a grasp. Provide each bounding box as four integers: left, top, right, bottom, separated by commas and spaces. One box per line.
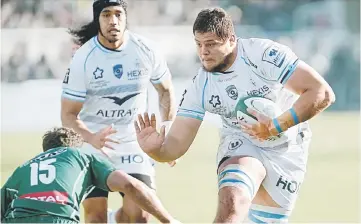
107, 170, 177, 223
135, 113, 201, 162
283, 61, 335, 121
153, 77, 178, 166
153, 77, 177, 122
61, 98, 118, 150
242, 61, 335, 139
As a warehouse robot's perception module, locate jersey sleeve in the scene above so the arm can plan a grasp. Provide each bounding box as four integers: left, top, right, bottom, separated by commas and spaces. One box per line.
1, 168, 19, 219
89, 155, 116, 191
149, 47, 172, 84
177, 71, 206, 121
246, 38, 299, 85
61, 51, 87, 102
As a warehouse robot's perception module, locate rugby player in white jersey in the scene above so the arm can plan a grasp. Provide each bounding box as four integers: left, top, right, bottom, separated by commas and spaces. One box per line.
135, 7, 335, 223
61, 0, 177, 223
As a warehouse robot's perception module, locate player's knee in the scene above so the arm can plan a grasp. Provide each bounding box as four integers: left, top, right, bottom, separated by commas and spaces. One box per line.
215, 189, 252, 223
220, 186, 252, 211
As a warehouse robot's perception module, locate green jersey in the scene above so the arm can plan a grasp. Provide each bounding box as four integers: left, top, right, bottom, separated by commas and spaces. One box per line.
1, 147, 116, 222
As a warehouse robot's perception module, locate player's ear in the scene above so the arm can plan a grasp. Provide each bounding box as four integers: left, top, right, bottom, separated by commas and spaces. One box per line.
229, 34, 236, 46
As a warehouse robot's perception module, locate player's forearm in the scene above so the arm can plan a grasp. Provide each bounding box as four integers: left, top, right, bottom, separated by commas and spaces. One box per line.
158, 85, 177, 121
269, 87, 335, 134
108, 171, 174, 223
61, 113, 93, 143
126, 181, 174, 223
148, 138, 186, 163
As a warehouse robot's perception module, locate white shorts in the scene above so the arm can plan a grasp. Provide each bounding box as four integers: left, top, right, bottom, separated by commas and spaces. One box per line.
216, 130, 311, 211
81, 140, 156, 177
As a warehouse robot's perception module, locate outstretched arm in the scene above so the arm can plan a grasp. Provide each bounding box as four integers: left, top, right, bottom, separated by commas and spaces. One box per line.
107, 170, 177, 223
135, 113, 202, 162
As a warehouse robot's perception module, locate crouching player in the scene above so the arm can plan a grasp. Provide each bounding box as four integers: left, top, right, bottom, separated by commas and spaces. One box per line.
1, 127, 179, 224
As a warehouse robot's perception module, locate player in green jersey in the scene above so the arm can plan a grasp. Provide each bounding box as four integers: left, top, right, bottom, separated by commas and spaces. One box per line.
1, 127, 178, 223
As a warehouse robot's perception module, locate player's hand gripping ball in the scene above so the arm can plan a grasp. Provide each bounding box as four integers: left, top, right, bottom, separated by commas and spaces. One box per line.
235, 96, 289, 147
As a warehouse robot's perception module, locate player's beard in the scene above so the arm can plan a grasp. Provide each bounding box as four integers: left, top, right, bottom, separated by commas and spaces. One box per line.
100, 31, 118, 43
205, 52, 234, 73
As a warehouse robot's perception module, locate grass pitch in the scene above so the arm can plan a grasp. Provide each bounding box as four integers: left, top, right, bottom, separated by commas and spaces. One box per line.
1, 112, 359, 223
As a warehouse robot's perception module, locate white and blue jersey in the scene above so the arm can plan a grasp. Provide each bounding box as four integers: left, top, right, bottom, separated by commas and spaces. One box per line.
178, 38, 308, 148
62, 30, 171, 176
62, 30, 170, 141
179, 38, 312, 212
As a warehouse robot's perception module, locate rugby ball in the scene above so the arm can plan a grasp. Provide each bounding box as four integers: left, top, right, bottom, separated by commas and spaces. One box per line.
235, 96, 282, 124
234, 96, 288, 147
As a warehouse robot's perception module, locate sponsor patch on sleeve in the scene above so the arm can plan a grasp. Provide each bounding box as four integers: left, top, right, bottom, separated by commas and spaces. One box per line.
262, 45, 286, 68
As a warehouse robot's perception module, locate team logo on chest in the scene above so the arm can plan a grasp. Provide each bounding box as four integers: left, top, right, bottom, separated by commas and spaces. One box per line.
113, 64, 123, 79
209, 95, 227, 115
226, 85, 238, 100
93, 67, 104, 79
209, 95, 221, 108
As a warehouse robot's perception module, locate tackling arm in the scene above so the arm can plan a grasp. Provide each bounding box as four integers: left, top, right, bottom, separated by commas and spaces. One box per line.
269, 61, 335, 135
107, 170, 175, 223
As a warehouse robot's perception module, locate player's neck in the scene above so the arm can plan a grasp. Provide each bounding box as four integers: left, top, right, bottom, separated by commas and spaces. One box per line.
221, 44, 238, 72
97, 34, 124, 50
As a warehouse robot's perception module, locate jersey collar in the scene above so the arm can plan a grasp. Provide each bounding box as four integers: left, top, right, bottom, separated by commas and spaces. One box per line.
94, 30, 130, 53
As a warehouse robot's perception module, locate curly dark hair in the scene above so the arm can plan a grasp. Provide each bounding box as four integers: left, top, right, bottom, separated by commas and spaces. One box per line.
193, 7, 235, 40
42, 127, 84, 152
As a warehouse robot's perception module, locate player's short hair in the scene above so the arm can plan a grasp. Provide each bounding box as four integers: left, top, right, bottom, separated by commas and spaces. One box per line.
42, 127, 84, 152
193, 7, 234, 40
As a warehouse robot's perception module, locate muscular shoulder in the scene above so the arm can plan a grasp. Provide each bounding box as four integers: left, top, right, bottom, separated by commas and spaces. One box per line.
72, 37, 97, 63
127, 31, 159, 56
240, 38, 298, 83
241, 38, 293, 67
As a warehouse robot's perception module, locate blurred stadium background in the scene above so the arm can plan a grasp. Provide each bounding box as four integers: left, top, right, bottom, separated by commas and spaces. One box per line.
1, 0, 360, 222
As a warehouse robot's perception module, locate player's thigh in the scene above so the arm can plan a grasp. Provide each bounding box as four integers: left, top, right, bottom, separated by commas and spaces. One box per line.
247, 136, 311, 222
217, 136, 267, 198
218, 155, 266, 205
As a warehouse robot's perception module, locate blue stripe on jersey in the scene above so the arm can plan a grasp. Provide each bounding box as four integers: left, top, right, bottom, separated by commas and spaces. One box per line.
240, 56, 250, 66
177, 113, 204, 121
178, 108, 205, 115
279, 59, 299, 84
150, 70, 168, 83
62, 88, 86, 95
201, 77, 209, 109
63, 91, 85, 99
62, 93, 85, 102
84, 44, 97, 73
87, 84, 145, 96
